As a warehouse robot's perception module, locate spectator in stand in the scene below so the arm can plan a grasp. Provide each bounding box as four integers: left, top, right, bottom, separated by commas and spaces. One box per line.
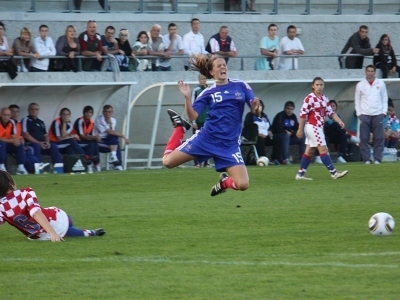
21, 103, 63, 168
373, 33, 400, 78
31, 24, 56, 72
191, 73, 209, 167
74, 0, 110, 11
355, 65, 388, 164
115, 29, 136, 71
244, 99, 282, 165
93, 105, 129, 171
55, 25, 80, 72
0, 22, 17, 79
255, 23, 279, 71
160, 23, 184, 71
73, 106, 101, 173
0, 107, 28, 175
132, 31, 152, 71
340, 25, 379, 69
8, 104, 49, 174
271, 101, 304, 165
206, 25, 237, 64
48, 108, 86, 157
12, 27, 40, 72
101, 25, 129, 71
278, 25, 304, 70
78, 20, 102, 71
183, 18, 209, 71
148, 24, 168, 72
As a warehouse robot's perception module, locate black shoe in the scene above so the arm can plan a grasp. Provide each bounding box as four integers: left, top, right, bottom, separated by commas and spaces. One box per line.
167, 109, 191, 131
210, 172, 229, 196
94, 228, 106, 236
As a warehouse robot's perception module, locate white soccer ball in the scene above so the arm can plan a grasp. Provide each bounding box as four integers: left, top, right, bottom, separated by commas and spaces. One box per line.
256, 156, 269, 167
368, 212, 395, 236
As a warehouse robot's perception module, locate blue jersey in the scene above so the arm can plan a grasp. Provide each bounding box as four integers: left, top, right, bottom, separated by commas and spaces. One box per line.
193, 78, 255, 143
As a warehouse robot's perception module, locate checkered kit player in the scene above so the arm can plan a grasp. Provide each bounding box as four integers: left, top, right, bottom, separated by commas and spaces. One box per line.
0, 170, 105, 242
163, 54, 260, 196
295, 77, 348, 180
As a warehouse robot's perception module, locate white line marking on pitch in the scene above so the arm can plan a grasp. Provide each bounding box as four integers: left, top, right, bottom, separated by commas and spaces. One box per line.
0, 257, 397, 268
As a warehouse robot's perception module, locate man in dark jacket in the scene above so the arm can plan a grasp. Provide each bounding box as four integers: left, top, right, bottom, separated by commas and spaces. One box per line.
205, 26, 237, 63
339, 25, 379, 69
271, 101, 305, 164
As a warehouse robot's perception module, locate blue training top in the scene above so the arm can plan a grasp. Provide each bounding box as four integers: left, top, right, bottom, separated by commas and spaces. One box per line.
193, 78, 255, 143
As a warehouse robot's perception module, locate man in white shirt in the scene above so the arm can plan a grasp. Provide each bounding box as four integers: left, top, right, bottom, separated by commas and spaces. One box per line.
31, 24, 56, 72
182, 18, 209, 71
278, 25, 304, 71
93, 105, 129, 171
355, 65, 388, 164
160, 23, 184, 71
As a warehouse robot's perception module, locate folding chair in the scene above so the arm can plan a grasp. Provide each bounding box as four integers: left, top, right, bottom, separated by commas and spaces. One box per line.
240, 123, 260, 163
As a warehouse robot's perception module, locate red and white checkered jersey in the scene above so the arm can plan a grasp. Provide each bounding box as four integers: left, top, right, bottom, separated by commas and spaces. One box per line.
299, 92, 334, 128
0, 188, 61, 239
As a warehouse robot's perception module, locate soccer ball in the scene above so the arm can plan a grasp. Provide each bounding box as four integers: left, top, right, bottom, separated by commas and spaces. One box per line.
368, 212, 395, 236
256, 156, 269, 167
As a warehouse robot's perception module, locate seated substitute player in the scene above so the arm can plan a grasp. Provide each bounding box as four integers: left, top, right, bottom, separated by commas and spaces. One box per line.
0, 107, 29, 174
93, 104, 129, 171
295, 77, 348, 180
73, 105, 101, 173
0, 170, 105, 242
48, 107, 86, 156
163, 54, 260, 196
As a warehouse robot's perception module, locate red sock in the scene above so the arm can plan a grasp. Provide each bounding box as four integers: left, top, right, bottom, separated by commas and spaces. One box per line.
164, 126, 185, 155
221, 177, 238, 190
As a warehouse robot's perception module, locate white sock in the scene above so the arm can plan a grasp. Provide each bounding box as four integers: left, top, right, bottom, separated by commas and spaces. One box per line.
0, 164, 5, 168
18, 164, 25, 169
111, 151, 117, 156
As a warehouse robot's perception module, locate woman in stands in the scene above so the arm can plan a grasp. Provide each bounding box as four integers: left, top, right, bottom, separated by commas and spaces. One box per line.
295, 77, 348, 181
12, 27, 40, 72
163, 54, 259, 196
374, 33, 400, 78
55, 25, 80, 72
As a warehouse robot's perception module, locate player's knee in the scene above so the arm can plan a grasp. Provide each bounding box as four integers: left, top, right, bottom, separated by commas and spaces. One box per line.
236, 181, 249, 191
162, 156, 173, 169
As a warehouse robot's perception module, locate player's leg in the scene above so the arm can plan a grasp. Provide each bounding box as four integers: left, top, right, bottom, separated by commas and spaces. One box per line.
296, 124, 315, 180
65, 215, 105, 237
163, 109, 194, 168
316, 144, 348, 179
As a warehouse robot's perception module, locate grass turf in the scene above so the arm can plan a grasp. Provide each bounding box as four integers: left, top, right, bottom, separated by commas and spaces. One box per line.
0, 162, 399, 299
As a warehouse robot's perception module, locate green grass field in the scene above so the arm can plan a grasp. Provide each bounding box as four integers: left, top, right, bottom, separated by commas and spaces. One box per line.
0, 162, 399, 299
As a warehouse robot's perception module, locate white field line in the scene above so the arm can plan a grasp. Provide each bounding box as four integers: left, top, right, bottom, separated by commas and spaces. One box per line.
0, 255, 398, 268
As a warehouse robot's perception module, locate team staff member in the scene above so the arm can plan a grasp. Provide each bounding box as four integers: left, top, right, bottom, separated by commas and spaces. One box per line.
21, 103, 63, 167
73, 105, 101, 173
355, 65, 388, 164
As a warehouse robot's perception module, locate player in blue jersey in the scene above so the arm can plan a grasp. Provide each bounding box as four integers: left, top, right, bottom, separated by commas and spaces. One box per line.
163, 54, 260, 196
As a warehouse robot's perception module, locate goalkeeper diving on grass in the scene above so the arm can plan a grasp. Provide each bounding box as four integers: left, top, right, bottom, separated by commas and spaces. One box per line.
163, 54, 260, 196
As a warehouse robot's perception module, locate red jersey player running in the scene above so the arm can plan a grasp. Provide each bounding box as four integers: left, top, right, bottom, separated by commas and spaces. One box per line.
0, 170, 105, 241
295, 77, 348, 180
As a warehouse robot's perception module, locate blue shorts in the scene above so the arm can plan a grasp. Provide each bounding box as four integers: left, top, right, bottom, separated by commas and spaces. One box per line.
178, 131, 244, 172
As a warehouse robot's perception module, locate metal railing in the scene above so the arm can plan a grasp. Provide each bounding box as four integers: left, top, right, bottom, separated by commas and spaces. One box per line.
10, 53, 396, 74
17, 0, 400, 14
